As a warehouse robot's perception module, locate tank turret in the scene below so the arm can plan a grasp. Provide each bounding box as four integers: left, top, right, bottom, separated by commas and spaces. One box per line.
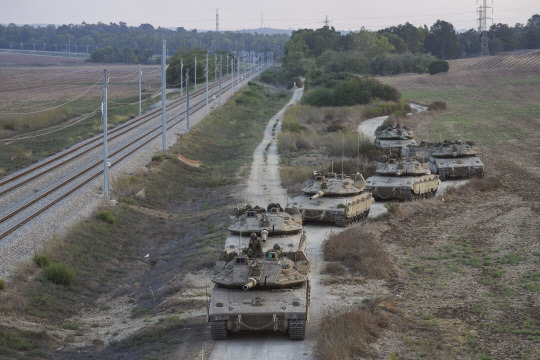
366, 155, 440, 201
228, 203, 302, 235
286, 171, 374, 226
430, 140, 478, 158
374, 123, 414, 140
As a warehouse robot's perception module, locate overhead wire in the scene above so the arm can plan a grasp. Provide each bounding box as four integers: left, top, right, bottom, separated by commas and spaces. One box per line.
0, 77, 103, 115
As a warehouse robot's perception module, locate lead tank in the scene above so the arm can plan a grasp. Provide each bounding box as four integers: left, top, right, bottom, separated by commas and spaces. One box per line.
365, 156, 440, 201
286, 171, 374, 227
429, 140, 484, 180
374, 123, 417, 150
207, 204, 310, 340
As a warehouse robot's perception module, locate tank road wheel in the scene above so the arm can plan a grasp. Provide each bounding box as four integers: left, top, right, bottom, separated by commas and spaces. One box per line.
475, 168, 484, 179
439, 169, 447, 181
288, 319, 306, 340
211, 320, 228, 340
402, 188, 413, 201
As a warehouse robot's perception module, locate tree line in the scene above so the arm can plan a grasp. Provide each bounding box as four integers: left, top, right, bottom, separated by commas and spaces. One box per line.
281, 14, 540, 81
0, 22, 289, 64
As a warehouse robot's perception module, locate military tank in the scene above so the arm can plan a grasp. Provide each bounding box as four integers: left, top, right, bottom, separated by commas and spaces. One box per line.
285, 171, 374, 227
365, 156, 440, 201
374, 123, 417, 151
429, 140, 484, 180
207, 204, 310, 340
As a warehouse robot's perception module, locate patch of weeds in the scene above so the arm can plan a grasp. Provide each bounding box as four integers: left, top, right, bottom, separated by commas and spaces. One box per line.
501, 253, 522, 265
131, 305, 153, 317
96, 210, 116, 224
151, 154, 163, 162
33, 254, 50, 268
0, 278, 5, 291
43, 263, 75, 286
91, 323, 101, 328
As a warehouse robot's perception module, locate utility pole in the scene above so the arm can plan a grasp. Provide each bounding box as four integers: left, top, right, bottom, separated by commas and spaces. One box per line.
219, 56, 222, 105
194, 56, 197, 90
214, 54, 217, 81
226, 53, 228, 75
324, 15, 330, 27
161, 40, 167, 152
216, 8, 219, 32
206, 54, 209, 115
477, 0, 492, 56
186, 68, 190, 131
138, 64, 142, 116
102, 69, 109, 200
231, 56, 235, 94
180, 58, 183, 96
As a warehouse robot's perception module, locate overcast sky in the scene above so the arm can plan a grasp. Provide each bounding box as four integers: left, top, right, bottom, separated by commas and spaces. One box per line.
1, 0, 538, 31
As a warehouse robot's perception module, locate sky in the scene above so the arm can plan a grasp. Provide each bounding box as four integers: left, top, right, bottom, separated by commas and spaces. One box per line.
1, 0, 539, 31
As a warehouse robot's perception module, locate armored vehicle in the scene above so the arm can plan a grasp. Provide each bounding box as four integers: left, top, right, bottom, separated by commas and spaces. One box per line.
374, 123, 417, 150
207, 204, 310, 340
286, 171, 374, 227
429, 141, 484, 180
402, 141, 434, 160
365, 156, 440, 201
228, 203, 302, 235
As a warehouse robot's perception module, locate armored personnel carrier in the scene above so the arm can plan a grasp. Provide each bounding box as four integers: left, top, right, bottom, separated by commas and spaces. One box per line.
374, 123, 417, 151
286, 171, 374, 227
207, 204, 310, 340
365, 156, 440, 201
429, 141, 484, 180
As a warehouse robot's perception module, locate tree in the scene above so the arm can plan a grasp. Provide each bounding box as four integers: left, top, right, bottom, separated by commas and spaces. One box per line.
424, 20, 459, 60
458, 29, 480, 57
489, 23, 517, 53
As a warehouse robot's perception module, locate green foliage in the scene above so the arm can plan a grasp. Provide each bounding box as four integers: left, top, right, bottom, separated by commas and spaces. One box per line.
428, 60, 450, 75
151, 154, 163, 162
0, 328, 37, 354
96, 210, 116, 224
0, 278, 5, 291
43, 263, 75, 286
424, 20, 460, 60
33, 255, 50, 268
302, 77, 400, 107
259, 71, 278, 84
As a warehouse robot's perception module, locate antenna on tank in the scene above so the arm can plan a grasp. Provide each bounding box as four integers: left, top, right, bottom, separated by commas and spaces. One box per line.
341, 133, 345, 178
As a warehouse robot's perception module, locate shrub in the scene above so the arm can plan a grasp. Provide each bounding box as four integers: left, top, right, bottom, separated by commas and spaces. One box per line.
428, 60, 449, 75
33, 255, 50, 268
96, 210, 116, 224
259, 71, 278, 84
277, 90, 288, 99
0, 278, 5, 290
151, 154, 163, 162
43, 263, 75, 285
428, 101, 447, 111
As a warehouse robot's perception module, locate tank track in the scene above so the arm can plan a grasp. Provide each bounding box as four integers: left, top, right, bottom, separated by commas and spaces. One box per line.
402, 188, 413, 201
333, 209, 370, 227
438, 169, 447, 181
211, 320, 228, 340
288, 319, 306, 340
475, 168, 483, 178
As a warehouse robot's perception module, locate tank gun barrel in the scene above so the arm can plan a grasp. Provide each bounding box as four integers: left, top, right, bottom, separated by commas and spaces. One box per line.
243, 278, 258, 290
310, 191, 325, 200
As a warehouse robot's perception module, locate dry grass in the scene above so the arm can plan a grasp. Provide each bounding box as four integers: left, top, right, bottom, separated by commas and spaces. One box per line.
316, 299, 393, 360
279, 165, 312, 195
427, 101, 447, 111
442, 176, 502, 202
323, 224, 393, 279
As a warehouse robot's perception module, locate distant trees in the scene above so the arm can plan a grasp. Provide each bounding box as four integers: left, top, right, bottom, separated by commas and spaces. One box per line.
424, 20, 460, 60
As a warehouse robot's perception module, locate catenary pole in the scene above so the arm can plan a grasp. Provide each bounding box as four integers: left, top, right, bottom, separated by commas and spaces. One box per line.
231, 56, 234, 94
138, 64, 142, 116
102, 69, 109, 199
161, 40, 167, 152
186, 68, 190, 131
194, 56, 197, 90
180, 58, 183, 96
206, 54, 209, 115
219, 56, 222, 105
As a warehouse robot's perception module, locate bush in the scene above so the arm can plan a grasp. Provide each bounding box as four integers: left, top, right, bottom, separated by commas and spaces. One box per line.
259, 71, 278, 84
151, 154, 163, 162
428, 60, 449, 75
277, 90, 288, 99
428, 101, 447, 111
96, 210, 116, 224
43, 263, 75, 285
0, 278, 5, 290
33, 255, 50, 268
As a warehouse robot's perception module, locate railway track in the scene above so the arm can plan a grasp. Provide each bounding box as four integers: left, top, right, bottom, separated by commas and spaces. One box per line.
0, 68, 262, 240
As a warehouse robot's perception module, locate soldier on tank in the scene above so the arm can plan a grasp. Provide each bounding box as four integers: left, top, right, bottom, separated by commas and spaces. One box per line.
245, 233, 263, 257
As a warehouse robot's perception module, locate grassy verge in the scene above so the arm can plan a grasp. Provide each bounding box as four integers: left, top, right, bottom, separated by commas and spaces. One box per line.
0, 81, 292, 358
